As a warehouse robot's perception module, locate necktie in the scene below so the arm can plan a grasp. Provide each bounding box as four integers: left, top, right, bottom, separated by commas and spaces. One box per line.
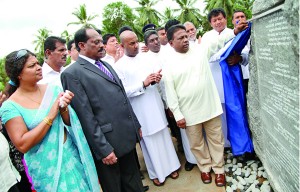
95, 60, 114, 80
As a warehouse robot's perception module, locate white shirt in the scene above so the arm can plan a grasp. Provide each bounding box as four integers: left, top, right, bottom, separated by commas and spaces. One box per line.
240, 41, 250, 79
0, 132, 21, 192
39, 62, 65, 87
202, 28, 235, 103
102, 54, 115, 65
143, 51, 167, 109
163, 32, 235, 126
114, 54, 168, 136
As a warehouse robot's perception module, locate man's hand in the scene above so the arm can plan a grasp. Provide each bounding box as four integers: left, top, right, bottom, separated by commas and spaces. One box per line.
154, 69, 162, 83
166, 108, 174, 118
143, 74, 157, 87
102, 152, 118, 165
177, 118, 186, 129
227, 51, 242, 65
141, 45, 149, 53
198, 35, 202, 44
234, 21, 248, 35
115, 46, 124, 63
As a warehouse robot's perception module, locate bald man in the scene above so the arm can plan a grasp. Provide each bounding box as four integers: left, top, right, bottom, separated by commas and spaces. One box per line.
115, 31, 181, 186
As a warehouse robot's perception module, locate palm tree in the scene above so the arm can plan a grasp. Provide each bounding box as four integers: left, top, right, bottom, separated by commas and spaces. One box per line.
161, 7, 176, 25
204, 0, 234, 20
134, 0, 162, 26
61, 30, 73, 43
235, 0, 255, 10
173, 0, 202, 27
32, 28, 52, 63
67, 4, 98, 29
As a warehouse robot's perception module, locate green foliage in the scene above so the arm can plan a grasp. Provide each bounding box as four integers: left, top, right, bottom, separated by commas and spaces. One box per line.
173, 0, 202, 28
64, 56, 71, 67
161, 7, 176, 26
197, 14, 212, 36
102, 2, 136, 36
204, 0, 254, 29
0, 57, 9, 91
68, 4, 99, 29
61, 30, 73, 43
32, 28, 52, 64
134, 0, 163, 26
27, 1, 254, 59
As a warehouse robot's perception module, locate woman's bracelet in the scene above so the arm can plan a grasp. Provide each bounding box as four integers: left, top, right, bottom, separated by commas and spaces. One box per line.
60, 107, 68, 115
43, 117, 53, 126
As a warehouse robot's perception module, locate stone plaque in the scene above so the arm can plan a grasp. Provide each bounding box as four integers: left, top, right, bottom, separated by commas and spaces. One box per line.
248, 0, 299, 192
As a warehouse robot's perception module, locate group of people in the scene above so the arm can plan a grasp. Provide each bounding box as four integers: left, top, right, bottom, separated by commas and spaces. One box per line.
0, 7, 253, 192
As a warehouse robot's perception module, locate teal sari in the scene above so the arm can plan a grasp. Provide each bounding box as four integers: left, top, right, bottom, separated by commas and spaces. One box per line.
0, 84, 100, 192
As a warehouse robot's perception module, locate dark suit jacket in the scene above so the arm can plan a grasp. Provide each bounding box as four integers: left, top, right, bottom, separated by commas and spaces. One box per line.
61, 57, 141, 160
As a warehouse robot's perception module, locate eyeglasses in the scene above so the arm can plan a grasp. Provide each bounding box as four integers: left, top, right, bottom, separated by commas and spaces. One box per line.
14, 49, 28, 63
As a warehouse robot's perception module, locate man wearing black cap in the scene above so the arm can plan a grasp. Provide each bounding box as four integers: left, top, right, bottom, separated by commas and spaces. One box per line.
142, 23, 157, 33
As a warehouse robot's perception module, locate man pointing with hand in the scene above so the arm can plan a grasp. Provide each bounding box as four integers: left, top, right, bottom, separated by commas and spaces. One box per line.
114, 30, 181, 187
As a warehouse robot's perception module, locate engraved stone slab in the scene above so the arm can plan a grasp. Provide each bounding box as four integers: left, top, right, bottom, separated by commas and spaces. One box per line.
252, 0, 284, 14
248, 0, 299, 192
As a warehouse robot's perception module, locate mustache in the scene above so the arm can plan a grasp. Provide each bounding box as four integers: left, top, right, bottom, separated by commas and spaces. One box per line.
98, 48, 105, 52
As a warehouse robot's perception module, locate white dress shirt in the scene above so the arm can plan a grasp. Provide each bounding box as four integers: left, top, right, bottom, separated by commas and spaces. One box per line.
39, 62, 65, 87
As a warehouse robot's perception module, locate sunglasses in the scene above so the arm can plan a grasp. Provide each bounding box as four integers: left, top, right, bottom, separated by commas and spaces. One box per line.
14, 49, 28, 64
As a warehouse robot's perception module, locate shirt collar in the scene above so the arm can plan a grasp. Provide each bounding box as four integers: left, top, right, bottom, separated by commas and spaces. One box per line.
42, 62, 64, 74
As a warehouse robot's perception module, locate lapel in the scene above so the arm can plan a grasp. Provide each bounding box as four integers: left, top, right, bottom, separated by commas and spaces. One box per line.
78, 57, 120, 86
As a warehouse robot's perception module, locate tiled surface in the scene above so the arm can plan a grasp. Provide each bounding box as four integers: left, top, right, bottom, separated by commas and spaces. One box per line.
137, 138, 226, 192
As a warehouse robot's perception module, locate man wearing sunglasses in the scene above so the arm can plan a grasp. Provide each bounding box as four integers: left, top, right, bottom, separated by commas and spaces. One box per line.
38, 36, 68, 86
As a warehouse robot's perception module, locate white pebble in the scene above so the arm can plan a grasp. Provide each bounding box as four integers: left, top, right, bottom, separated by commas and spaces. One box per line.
238, 183, 245, 190
237, 163, 243, 167
251, 163, 258, 169
235, 168, 242, 175
232, 165, 237, 172
237, 176, 246, 185
246, 160, 255, 166
251, 171, 257, 176
258, 167, 264, 171
232, 179, 238, 185
245, 168, 251, 177
245, 182, 256, 192
263, 181, 269, 185
252, 188, 261, 192
261, 184, 271, 192
227, 159, 232, 164
232, 158, 237, 165
226, 176, 233, 182
231, 184, 237, 190
263, 171, 268, 179
258, 170, 263, 177
249, 174, 257, 181
226, 186, 233, 192
244, 177, 253, 184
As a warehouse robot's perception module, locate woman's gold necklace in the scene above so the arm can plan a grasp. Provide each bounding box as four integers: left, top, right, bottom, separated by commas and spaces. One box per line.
19, 87, 42, 105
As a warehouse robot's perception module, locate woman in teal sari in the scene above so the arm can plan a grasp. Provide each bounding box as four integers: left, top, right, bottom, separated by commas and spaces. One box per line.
0, 49, 100, 192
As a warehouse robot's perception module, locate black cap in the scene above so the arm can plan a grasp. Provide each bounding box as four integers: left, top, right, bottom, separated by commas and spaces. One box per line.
142, 24, 157, 33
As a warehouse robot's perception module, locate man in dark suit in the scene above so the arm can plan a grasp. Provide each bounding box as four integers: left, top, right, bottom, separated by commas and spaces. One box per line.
61, 27, 144, 192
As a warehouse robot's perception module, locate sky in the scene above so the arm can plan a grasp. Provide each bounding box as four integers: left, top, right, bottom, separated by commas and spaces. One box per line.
0, 0, 205, 57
